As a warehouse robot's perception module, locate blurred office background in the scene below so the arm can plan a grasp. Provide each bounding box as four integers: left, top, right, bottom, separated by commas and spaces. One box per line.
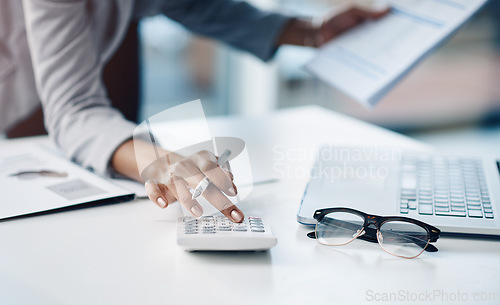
139, 0, 500, 152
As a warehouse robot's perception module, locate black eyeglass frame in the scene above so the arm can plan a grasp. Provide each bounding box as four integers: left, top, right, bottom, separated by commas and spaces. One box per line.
308, 207, 441, 258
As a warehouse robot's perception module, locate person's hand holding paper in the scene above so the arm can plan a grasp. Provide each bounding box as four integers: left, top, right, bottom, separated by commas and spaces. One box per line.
306, 0, 488, 107
313, 6, 390, 47
278, 4, 390, 47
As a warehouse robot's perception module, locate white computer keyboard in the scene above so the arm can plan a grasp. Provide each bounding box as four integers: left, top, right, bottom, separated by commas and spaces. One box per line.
177, 215, 277, 251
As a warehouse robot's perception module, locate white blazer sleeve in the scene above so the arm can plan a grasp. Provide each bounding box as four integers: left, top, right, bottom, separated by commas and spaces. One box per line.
22, 0, 136, 176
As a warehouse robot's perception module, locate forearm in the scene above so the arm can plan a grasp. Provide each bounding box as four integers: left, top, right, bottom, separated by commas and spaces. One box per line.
111, 139, 180, 183
111, 140, 142, 182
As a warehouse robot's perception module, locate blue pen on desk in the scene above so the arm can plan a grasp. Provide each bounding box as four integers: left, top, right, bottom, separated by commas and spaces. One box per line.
192, 149, 231, 199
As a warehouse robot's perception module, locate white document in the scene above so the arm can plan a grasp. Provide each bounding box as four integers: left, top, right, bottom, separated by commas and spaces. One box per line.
0, 143, 135, 220
306, 0, 488, 107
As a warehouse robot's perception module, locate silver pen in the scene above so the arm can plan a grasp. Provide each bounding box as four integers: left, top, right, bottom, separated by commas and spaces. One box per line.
192, 149, 232, 199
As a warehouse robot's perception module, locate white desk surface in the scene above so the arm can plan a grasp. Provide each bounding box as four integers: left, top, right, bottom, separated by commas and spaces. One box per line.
1, 106, 499, 305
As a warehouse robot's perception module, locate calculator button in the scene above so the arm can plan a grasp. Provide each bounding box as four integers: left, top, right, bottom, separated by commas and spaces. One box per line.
250, 225, 264, 229
251, 229, 265, 232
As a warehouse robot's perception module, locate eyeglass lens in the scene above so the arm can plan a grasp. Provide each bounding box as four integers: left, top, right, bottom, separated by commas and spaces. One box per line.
378, 220, 429, 258
316, 211, 365, 246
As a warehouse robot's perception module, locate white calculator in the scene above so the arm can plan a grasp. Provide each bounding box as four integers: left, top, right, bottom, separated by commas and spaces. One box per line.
177, 215, 278, 251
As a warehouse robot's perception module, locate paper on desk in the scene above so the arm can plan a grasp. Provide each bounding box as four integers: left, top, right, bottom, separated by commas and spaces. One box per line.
0, 143, 134, 220
306, 0, 488, 108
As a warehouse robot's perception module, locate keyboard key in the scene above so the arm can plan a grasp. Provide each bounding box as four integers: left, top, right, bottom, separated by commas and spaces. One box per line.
467, 201, 481, 207
468, 210, 483, 218
408, 201, 417, 210
485, 213, 494, 219
435, 207, 449, 212
466, 197, 481, 202
435, 202, 449, 208
467, 205, 482, 211
401, 174, 417, 189
419, 196, 433, 202
434, 193, 449, 198
435, 210, 466, 217
419, 204, 433, 215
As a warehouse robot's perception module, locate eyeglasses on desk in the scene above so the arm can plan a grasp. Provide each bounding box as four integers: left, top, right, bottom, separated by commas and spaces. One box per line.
307, 207, 441, 259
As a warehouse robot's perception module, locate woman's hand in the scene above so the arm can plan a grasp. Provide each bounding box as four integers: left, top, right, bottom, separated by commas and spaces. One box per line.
111, 140, 244, 223
314, 6, 390, 46
277, 6, 390, 47
143, 150, 244, 223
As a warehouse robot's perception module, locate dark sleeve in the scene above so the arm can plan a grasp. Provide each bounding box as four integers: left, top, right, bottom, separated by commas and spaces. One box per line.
159, 0, 291, 61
